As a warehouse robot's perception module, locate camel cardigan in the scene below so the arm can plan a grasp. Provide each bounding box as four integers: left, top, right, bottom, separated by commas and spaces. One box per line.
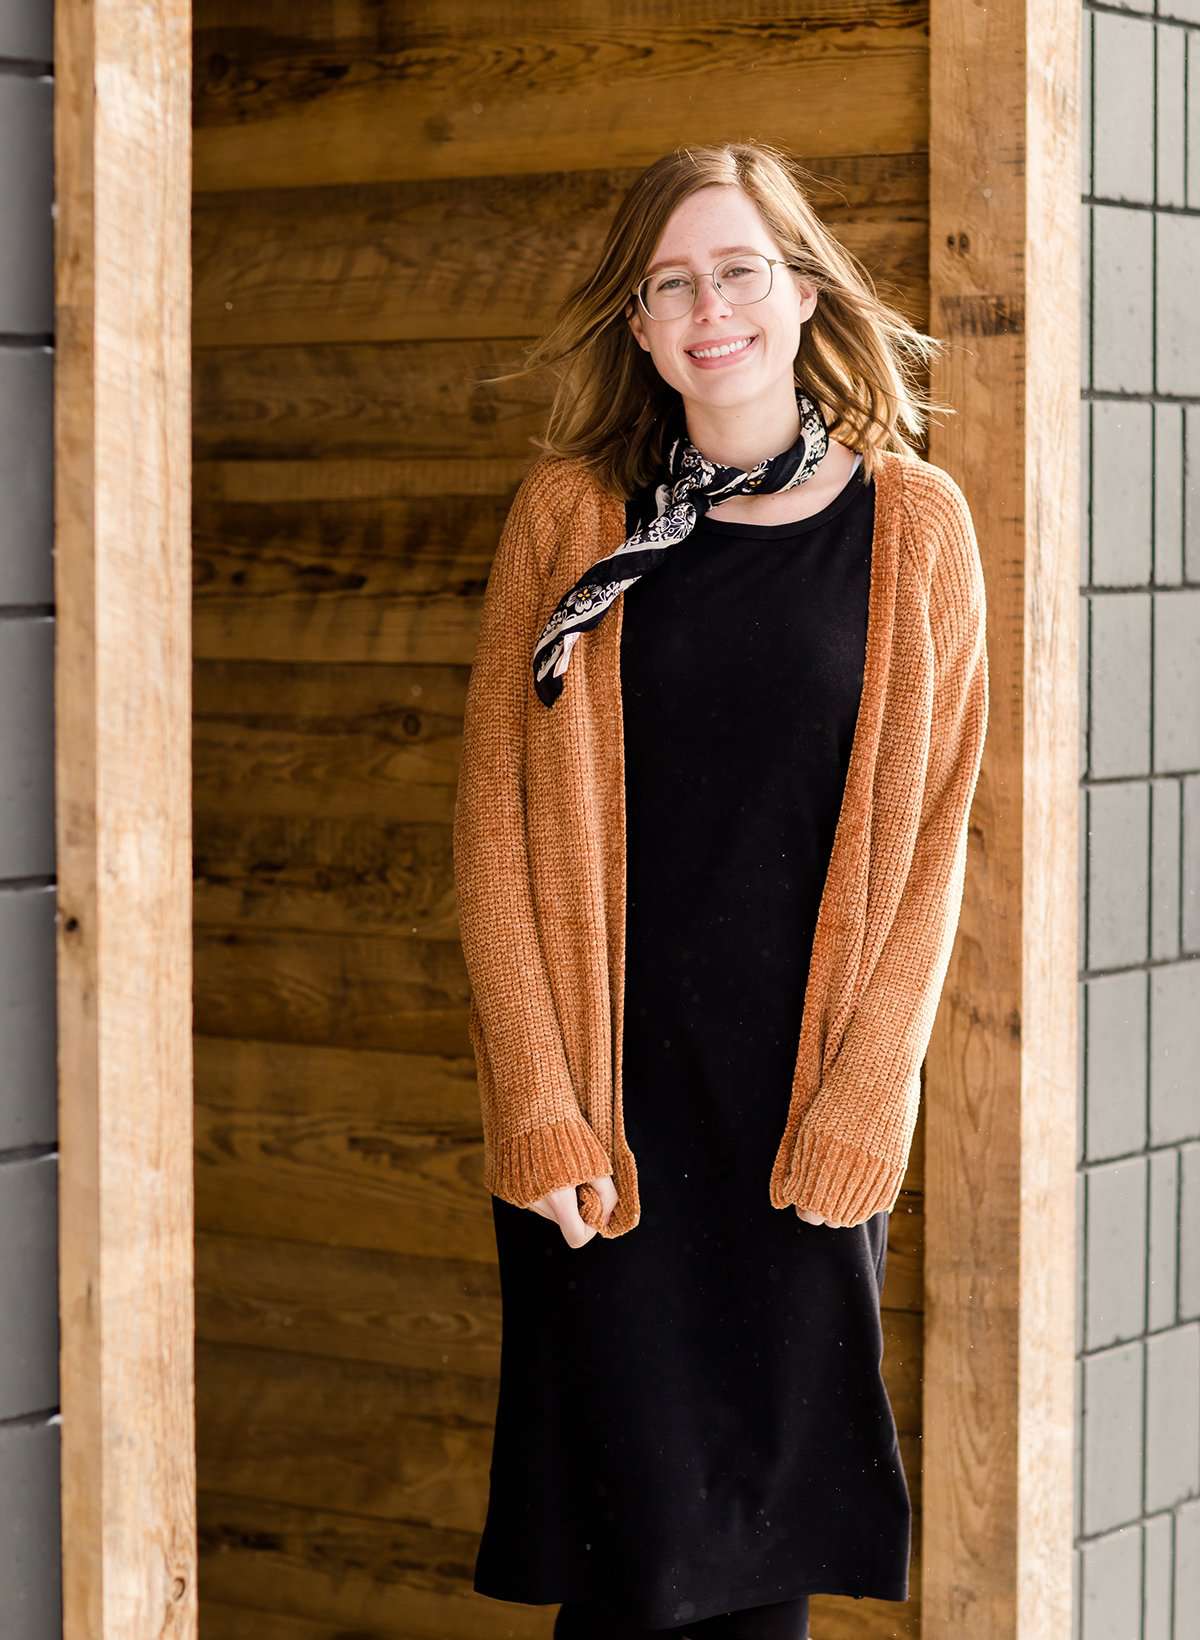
452, 446, 989, 1237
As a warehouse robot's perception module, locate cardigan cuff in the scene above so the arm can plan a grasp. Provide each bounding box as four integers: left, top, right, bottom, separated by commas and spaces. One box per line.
484, 1117, 614, 1208
783, 1127, 905, 1225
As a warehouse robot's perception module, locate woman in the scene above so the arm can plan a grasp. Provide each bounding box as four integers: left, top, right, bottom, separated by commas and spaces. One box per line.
453, 142, 989, 1639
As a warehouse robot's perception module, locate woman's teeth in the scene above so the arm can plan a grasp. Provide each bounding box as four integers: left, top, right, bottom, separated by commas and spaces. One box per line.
686, 336, 756, 360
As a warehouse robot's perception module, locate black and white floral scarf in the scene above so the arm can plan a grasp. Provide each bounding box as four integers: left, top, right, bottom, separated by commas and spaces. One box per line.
531, 386, 830, 707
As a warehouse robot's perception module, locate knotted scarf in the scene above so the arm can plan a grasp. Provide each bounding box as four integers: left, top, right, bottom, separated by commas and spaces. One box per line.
531, 385, 830, 707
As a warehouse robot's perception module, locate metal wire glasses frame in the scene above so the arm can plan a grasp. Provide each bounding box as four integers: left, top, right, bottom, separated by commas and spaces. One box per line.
632, 253, 805, 320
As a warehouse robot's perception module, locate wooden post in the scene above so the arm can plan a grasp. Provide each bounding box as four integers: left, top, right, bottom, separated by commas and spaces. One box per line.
925, 1, 1080, 1635
54, 1, 196, 1635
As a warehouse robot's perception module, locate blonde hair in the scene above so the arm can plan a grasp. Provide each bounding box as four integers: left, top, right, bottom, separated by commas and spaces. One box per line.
476, 141, 955, 498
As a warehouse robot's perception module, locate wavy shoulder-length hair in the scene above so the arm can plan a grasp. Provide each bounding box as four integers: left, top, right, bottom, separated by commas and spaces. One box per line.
476, 140, 954, 498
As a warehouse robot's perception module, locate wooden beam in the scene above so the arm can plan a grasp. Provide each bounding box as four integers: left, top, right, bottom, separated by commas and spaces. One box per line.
54, 2, 196, 1635
925, 1, 1080, 1635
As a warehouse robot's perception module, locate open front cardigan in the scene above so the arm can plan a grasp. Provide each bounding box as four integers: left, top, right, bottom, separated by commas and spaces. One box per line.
452, 446, 989, 1237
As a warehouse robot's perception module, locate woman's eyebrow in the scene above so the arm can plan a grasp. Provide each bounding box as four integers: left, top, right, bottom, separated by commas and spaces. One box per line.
644, 244, 763, 275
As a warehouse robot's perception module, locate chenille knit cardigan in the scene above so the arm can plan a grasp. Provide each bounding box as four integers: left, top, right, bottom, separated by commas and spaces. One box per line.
452, 446, 989, 1237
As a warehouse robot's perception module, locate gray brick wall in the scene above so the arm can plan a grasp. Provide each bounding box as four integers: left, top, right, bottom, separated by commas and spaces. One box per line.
1080, 3, 1200, 1636
0, 0, 62, 1634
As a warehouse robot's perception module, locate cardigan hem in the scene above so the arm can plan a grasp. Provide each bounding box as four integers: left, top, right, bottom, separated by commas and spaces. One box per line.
773, 1127, 905, 1226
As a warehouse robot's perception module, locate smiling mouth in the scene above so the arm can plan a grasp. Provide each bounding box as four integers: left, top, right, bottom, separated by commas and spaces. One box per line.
684, 335, 758, 362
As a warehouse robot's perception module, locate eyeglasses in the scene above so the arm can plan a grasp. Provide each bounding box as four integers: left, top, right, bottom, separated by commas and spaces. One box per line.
633, 252, 803, 321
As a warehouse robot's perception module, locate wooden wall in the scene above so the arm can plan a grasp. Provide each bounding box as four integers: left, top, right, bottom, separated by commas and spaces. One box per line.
191, 4, 933, 1635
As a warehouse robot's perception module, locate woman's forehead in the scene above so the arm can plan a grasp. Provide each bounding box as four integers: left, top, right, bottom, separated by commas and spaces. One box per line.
648, 186, 776, 267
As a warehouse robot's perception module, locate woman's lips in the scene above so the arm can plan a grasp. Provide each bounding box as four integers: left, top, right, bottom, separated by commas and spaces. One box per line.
683, 334, 759, 369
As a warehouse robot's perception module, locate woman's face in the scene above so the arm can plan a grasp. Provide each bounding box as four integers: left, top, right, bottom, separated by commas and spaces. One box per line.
624, 185, 816, 407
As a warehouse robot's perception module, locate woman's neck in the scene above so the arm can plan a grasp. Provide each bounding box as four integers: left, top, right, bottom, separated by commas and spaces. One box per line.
704, 440, 860, 525
681, 376, 805, 472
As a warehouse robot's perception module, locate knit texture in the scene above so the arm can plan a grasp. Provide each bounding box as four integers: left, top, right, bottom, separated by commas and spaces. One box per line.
452, 447, 989, 1235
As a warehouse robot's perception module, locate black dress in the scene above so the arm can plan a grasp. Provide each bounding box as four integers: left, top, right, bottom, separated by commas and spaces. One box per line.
473, 456, 912, 1630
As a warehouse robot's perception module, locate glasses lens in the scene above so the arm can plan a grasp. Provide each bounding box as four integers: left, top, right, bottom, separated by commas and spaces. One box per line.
640, 269, 696, 320
714, 253, 772, 304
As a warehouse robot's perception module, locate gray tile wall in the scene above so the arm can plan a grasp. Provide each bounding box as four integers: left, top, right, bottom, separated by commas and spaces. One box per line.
1080, 4, 1200, 1635
0, 1, 61, 1635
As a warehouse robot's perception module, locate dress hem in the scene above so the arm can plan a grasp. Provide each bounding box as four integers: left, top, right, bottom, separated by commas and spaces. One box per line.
471, 1569, 911, 1629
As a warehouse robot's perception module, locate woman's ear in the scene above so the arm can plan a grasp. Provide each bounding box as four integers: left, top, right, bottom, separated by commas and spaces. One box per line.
625, 300, 650, 353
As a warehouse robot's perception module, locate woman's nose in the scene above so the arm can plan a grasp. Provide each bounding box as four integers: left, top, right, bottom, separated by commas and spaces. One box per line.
690, 275, 735, 321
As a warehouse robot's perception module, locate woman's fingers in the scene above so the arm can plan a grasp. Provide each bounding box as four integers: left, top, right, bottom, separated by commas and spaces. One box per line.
796, 1206, 832, 1226
588, 1173, 619, 1226
526, 1175, 619, 1245
528, 1183, 599, 1247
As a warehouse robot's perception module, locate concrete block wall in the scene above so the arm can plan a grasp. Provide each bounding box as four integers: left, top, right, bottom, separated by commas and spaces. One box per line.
0, 1, 62, 1636
1079, 2, 1200, 1635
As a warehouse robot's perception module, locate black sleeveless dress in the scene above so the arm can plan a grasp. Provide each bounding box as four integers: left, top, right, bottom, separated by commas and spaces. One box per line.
473, 456, 912, 1630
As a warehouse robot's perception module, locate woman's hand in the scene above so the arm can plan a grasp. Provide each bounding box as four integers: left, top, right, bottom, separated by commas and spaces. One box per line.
796, 1207, 836, 1226
528, 1175, 618, 1247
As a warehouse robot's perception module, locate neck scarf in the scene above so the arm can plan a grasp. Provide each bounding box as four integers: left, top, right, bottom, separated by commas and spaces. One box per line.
531, 385, 830, 707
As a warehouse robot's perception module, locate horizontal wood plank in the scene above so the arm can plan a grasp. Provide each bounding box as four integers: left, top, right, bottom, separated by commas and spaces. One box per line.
193, 491, 503, 665
194, 657, 463, 822
192, 337, 564, 463
194, 455, 534, 505
194, 8, 929, 191
193, 0, 925, 47
194, 813, 458, 936
193, 923, 465, 1052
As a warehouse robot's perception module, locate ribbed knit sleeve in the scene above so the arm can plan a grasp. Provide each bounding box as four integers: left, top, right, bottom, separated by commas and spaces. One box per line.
453, 460, 615, 1209
784, 463, 990, 1225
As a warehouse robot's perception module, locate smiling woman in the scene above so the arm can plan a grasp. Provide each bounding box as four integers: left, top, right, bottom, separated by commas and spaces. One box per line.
457, 141, 989, 1636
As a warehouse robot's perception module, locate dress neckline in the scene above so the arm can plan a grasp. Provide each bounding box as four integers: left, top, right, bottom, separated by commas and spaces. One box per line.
694, 451, 868, 539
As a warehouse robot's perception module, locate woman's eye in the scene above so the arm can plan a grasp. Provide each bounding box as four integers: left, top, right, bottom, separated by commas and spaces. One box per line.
655, 275, 689, 293
722, 264, 756, 280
